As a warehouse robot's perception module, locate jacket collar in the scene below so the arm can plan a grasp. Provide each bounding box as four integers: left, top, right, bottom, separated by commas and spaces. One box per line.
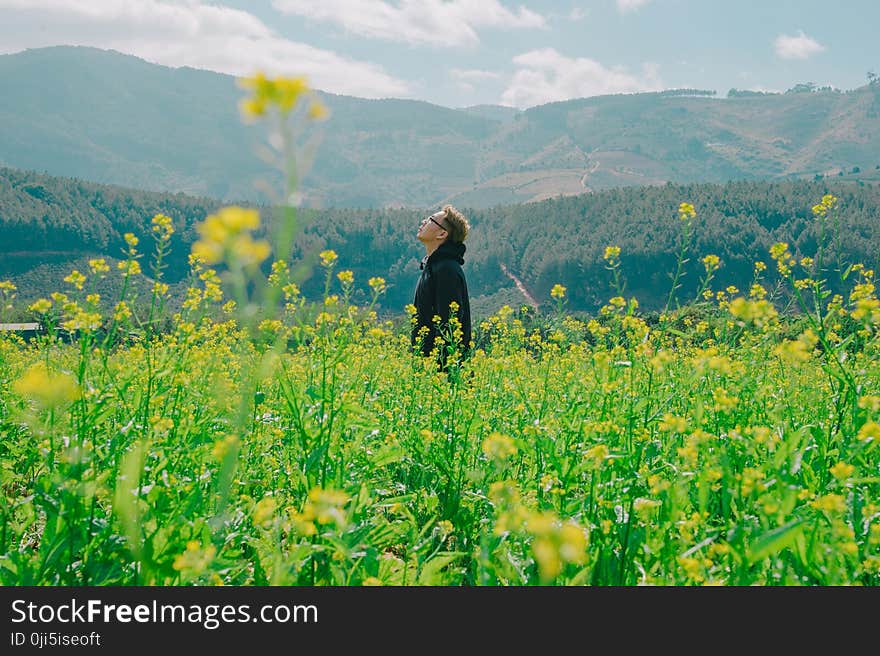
422, 240, 466, 269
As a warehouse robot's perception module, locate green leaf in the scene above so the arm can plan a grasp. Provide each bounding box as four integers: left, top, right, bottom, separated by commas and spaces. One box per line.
371, 443, 405, 467
746, 518, 806, 564
416, 551, 466, 585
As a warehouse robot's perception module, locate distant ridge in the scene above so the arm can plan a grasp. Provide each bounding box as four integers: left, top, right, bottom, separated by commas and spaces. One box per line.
1, 46, 879, 209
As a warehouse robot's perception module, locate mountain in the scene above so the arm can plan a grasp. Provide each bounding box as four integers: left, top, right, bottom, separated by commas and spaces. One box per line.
2, 46, 880, 210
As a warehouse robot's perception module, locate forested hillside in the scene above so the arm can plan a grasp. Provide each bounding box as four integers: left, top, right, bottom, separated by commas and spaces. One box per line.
2, 166, 878, 319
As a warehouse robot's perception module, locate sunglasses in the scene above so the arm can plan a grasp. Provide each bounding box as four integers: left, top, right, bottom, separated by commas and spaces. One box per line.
424, 214, 446, 230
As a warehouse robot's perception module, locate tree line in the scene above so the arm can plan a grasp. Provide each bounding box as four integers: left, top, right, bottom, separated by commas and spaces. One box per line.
1, 166, 878, 317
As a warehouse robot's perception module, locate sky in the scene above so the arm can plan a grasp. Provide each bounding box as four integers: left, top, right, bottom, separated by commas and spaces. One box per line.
1, 0, 877, 109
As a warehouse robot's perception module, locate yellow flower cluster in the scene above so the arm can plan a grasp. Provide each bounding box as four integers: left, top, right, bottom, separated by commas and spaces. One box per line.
773, 329, 819, 365
678, 202, 696, 220
14, 362, 80, 408
603, 245, 621, 262
728, 297, 778, 327
192, 206, 271, 268
482, 432, 518, 464
173, 540, 216, 576
702, 254, 720, 272
151, 213, 175, 241
811, 193, 838, 218
88, 258, 110, 274
297, 487, 351, 530
237, 72, 328, 122
769, 241, 796, 276
319, 249, 338, 268
63, 269, 86, 290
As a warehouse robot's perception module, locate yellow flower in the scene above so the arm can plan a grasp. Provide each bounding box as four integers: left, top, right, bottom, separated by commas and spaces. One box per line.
857, 395, 880, 413
584, 443, 609, 468
64, 269, 86, 290
603, 245, 621, 262
702, 254, 720, 272
151, 213, 174, 239
810, 494, 847, 513
173, 540, 216, 575
14, 363, 80, 408
29, 298, 52, 314
337, 270, 354, 285
482, 432, 518, 463
300, 487, 350, 527
678, 202, 696, 220
308, 100, 329, 121
275, 76, 309, 112
550, 284, 566, 299
769, 242, 789, 260
212, 434, 240, 461
368, 277, 386, 293
258, 319, 283, 334
88, 258, 110, 274
192, 207, 267, 266
633, 497, 661, 520
526, 511, 587, 582
830, 462, 856, 480
319, 250, 338, 267
659, 413, 688, 433
113, 301, 132, 322
239, 97, 266, 119
118, 260, 142, 275
729, 297, 778, 325
812, 194, 838, 217
253, 497, 277, 526
237, 72, 311, 119
857, 421, 880, 443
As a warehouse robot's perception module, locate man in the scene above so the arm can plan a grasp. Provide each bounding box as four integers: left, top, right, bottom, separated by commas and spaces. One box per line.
412, 204, 472, 372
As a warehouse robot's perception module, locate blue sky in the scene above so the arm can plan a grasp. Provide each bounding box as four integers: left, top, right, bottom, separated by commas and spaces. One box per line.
1, 0, 876, 109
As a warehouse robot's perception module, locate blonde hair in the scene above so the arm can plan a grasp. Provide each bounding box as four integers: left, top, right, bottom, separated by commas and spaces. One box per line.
441, 204, 469, 243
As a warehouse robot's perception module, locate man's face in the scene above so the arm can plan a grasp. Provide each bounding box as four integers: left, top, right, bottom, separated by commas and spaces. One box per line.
418, 210, 448, 242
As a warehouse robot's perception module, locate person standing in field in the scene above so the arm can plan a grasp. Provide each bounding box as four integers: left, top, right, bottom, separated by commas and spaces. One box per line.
411, 204, 472, 373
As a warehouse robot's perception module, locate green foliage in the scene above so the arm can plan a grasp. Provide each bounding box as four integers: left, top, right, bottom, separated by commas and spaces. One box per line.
2, 167, 880, 323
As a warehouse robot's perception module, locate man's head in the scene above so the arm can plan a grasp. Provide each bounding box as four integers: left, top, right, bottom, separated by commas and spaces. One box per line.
417, 205, 469, 247
440, 205, 469, 243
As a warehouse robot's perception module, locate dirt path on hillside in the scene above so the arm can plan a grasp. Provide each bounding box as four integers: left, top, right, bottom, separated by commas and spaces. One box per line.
500, 262, 540, 308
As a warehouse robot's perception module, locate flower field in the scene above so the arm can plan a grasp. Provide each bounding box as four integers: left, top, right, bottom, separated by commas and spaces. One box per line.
1, 75, 878, 587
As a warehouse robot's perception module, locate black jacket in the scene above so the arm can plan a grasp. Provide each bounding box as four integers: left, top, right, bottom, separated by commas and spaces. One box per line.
411, 240, 472, 362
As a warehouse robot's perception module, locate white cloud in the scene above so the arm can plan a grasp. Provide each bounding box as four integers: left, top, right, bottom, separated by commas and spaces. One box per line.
272, 0, 546, 47
774, 30, 825, 60
450, 68, 501, 92
501, 48, 662, 108
616, 0, 652, 13
0, 0, 411, 98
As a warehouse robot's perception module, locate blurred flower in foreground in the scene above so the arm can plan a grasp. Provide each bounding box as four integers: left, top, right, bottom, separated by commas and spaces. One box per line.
192, 206, 271, 267
237, 72, 329, 123
14, 362, 80, 408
